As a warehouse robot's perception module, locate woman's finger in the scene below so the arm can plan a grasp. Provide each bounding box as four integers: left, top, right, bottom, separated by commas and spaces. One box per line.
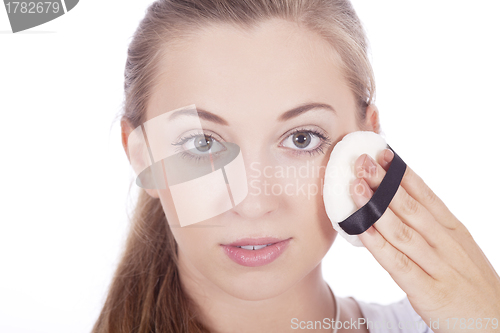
351, 177, 451, 280
355, 152, 452, 249
376, 150, 500, 284
359, 151, 500, 287
377, 149, 460, 230
356, 221, 436, 301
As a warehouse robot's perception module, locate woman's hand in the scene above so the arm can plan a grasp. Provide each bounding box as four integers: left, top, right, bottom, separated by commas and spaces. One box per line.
351, 149, 500, 333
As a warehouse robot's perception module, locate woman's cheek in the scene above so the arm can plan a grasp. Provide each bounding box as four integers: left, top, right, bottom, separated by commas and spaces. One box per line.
158, 188, 182, 227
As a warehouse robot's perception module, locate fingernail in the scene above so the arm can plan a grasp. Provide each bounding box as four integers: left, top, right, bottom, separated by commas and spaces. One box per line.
384, 149, 394, 164
363, 154, 377, 175
354, 178, 373, 200
362, 179, 372, 198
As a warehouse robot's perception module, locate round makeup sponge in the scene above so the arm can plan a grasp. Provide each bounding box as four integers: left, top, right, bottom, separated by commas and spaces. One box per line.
323, 131, 388, 247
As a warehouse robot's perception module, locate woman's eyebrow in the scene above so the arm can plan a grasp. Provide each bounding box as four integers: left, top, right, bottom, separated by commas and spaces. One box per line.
167, 108, 229, 126
167, 102, 336, 125
277, 103, 337, 122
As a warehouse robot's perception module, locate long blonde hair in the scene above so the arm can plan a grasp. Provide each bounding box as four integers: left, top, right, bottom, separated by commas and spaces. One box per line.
93, 1, 375, 332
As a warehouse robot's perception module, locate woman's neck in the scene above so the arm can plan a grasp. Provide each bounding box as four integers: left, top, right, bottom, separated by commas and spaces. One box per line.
177, 253, 335, 333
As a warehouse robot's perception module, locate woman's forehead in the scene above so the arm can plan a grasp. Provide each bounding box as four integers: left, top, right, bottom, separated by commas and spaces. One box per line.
147, 19, 354, 123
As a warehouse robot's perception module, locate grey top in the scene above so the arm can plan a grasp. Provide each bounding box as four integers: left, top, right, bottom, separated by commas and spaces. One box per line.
353, 297, 434, 333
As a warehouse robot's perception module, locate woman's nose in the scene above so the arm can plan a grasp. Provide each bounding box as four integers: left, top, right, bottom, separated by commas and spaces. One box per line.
231, 157, 281, 221
231, 186, 279, 220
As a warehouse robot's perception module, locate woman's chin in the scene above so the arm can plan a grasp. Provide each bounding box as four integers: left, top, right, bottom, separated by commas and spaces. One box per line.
215, 276, 294, 301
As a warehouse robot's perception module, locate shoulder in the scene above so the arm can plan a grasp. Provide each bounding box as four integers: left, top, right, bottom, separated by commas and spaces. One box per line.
348, 296, 435, 333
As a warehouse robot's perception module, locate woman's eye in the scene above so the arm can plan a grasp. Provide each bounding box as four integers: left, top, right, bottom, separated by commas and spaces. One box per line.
192, 135, 216, 152
172, 133, 226, 162
281, 129, 332, 157
282, 131, 321, 150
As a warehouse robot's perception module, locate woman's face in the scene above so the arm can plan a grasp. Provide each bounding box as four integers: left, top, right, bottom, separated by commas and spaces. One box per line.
144, 18, 368, 300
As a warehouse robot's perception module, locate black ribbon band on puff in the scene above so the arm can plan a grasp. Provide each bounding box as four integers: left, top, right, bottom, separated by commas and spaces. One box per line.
338, 145, 407, 235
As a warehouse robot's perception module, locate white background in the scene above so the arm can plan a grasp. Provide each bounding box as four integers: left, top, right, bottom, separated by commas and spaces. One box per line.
1, 1, 499, 332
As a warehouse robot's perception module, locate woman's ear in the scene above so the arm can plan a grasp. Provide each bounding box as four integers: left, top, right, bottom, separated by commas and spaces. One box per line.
121, 119, 133, 163
121, 118, 160, 199
364, 104, 381, 134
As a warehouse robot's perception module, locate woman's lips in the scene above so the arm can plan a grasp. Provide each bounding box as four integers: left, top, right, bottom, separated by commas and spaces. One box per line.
221, 237, 292, 267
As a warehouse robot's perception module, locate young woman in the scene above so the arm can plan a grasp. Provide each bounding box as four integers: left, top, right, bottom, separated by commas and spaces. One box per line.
92, 0, 500, 332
